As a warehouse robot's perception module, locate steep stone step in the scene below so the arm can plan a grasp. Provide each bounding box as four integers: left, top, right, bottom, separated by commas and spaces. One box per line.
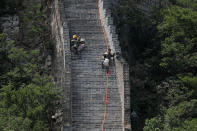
69, 28, 102, 32
65, 9, 98, 15
64, 0, 98, 5
69, 31, 104, 36
64, 0, 97, 4
64, 3, 98, 9
63, 0, 123, 130
67, 17, 99, 21
69, 32, 104, 38
67, 19, 101, 26
69, 25, 101, 31
65, 12, 99, 20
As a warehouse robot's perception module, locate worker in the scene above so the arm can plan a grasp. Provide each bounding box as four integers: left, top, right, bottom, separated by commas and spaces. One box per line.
103, 48, 114, 60
77, 35, 81, 43
71, 34, 80, 54
101, 48, 115, 72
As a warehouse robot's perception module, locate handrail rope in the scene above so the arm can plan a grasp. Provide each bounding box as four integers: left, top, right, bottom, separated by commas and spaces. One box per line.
97, 0, 109, 51
102, 70, 110, 131
97, 0, 111, 131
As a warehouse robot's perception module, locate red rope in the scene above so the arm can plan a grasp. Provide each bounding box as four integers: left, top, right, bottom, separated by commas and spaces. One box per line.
97, 0, 109, 51
97, 0, 111, 130
102, 70, 110, 131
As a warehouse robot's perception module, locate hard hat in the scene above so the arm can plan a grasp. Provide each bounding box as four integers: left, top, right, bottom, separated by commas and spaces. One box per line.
73, 35, 77, 39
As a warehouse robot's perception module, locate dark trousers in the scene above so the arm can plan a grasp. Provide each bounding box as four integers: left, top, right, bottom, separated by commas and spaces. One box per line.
102, 61, 109, 72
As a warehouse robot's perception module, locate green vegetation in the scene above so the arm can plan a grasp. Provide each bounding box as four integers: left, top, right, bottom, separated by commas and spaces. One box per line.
113, 0, 197, 130
0, 0, 60, 130
159, 6, 197, 74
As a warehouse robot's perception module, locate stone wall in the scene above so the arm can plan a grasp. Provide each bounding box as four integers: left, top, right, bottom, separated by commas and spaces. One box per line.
49, 0, 72, 130
98, 0, 131, 130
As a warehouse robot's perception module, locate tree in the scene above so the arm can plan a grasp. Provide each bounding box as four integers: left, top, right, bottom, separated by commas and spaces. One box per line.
144, 117, 163, 131
0, 0, 59, 130
0, 40, 60, 130
111, 0, 157, 64
158, 6, 197, 74
144, 100, 197, 131
164, 99, 197, 130
0, 73, 61, 131
114, 1, 197, 130
174, 0, 197, 9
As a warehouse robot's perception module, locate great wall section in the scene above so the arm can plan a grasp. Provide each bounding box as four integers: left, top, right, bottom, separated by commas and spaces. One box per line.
50, 0, 131, 130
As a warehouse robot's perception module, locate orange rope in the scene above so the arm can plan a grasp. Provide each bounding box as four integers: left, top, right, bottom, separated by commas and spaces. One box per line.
97, 0, 111, 131
102, 70, 110, 131
97, 0, 109, 51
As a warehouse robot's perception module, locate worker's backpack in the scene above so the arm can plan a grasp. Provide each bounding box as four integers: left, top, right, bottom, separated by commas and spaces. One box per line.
103, 58, 109, 67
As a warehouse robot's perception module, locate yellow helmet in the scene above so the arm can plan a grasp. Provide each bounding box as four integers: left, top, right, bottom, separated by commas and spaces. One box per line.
73, 35, 77, 39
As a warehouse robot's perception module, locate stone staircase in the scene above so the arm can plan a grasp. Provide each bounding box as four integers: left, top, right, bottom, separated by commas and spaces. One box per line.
63, 0, 123, 130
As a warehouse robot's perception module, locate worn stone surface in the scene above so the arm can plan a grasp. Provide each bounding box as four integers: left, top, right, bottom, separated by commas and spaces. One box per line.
50, 0, 131, 130
64, 0, 125, 130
